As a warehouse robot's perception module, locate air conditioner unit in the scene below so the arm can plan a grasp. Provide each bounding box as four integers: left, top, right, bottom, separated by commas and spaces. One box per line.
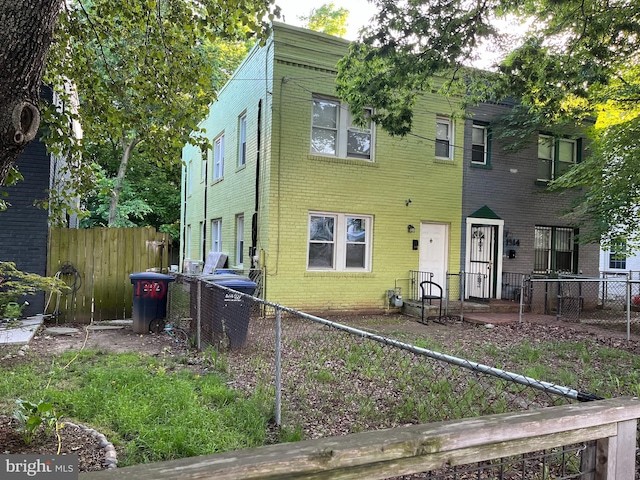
183, 259, 203, 275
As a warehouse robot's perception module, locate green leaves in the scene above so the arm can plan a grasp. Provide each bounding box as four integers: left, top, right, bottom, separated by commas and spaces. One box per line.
12, 399, 62, 445
299, 3, 349, 37
337, 0, 640, 248
39, 0, 275, 226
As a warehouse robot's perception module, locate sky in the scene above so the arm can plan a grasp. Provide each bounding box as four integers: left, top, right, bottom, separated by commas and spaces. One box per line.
273, 0, 378, 40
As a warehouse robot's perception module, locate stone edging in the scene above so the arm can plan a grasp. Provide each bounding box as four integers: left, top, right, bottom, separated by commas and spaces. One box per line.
64, 421, 117, 469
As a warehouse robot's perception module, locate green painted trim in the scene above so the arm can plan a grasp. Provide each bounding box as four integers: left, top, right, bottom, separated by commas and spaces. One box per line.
469, 205, 501, 219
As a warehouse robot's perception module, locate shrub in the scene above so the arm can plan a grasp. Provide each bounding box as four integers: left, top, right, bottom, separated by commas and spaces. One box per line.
0, 261, 70, 318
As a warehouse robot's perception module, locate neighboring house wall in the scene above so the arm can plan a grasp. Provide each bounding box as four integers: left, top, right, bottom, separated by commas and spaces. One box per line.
462, 102, 600, 296
1, 135, 51, 316
1, 84, 81, 317
599, 247, 640, 275
182, 23, 464, 312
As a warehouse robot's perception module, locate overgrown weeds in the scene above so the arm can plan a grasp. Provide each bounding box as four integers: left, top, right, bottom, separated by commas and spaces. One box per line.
0, 349, 273, 466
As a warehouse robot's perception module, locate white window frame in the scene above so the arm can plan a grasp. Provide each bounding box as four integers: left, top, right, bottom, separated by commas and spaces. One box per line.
471, 124, 488, 165
609, 241, 627, 270
311, 95, 374, 161
307, 212, 373, 272
236, 215, 244, 267
537, 135, 577, 181
211, 134, 224, 182
238, 114, 247, 167
435, 116, 454, 160
211, 219, 222, 253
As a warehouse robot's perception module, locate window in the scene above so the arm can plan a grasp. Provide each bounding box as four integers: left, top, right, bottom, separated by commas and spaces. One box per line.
537, 135, 578, 181
609, 241, 627, 270
211, 219, 221, 253
212, 134, 224, 181
307, 212, 372, 271
471, 124, 489, 165
311, 96, 373, 160
238, 114, 247, 167
534, 226, 576, 274
236, 215, 244, 266
435, 117, 453, 159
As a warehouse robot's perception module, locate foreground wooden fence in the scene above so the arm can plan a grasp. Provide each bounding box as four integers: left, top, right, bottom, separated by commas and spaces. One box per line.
80, 397, 640, 480
47, 227, 170, 323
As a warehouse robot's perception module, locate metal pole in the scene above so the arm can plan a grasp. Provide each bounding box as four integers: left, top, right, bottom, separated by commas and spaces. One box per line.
627, 279, 631, 341
275, 306, 282, 426
196, 279, 202, 350
519, 274, 524, 323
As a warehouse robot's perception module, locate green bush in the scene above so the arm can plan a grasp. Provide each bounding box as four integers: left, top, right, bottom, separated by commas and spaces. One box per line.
0, 261, 70, 318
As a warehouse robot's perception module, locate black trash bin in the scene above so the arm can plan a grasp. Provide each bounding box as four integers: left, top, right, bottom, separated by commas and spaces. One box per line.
202, 273, 257, 349
130, 272, 175, 334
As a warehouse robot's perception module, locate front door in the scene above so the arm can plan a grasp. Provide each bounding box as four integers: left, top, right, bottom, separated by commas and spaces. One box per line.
419, 223, 449, 296
467, 225, 496, 300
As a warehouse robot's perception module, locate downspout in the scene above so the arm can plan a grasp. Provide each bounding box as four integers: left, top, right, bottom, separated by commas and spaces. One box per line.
181, 156, 188, 265
251, 99, 262, 268
202, 157, 208, 262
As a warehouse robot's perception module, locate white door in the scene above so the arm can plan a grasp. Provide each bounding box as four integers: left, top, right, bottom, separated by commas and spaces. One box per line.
419, 223, 449, 296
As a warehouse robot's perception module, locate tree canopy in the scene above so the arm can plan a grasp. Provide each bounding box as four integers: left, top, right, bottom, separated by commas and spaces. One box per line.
336, 0, 640, 247
42, 0, 276, 226
299, 3, 349, 38
0, 0, 277, 228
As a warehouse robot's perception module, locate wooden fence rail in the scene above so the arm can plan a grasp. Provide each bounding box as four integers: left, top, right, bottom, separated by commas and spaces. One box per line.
47, 227, 170, 323
79, 397, 640, 480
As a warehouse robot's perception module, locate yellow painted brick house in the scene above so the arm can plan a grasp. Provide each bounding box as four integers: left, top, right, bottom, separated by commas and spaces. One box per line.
180, 23, 464, 313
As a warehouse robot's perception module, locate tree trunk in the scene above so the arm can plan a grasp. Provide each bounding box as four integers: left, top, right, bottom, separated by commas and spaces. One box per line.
0, 0, 64, 186
108, 136, 141, 226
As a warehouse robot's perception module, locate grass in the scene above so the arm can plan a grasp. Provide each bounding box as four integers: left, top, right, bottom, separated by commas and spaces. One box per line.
0, 348, 273, 466
3, 314, 640, 471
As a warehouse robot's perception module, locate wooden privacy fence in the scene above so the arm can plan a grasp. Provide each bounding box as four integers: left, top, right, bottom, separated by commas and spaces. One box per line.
47, 227, 170, 323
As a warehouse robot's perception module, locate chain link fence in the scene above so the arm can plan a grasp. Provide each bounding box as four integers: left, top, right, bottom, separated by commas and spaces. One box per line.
164, 274, 623, 478
522, 275, 640, 339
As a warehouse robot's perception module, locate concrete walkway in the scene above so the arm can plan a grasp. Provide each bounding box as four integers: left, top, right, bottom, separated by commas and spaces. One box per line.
0, 315, 44, 345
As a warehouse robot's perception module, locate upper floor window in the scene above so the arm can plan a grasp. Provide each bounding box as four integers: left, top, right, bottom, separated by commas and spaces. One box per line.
435, 117, 453, 159
471, 124, 489, 165
311, 96, 373, 160
238, 114, 247, 167
537, 135, 578, 182
210, 219, 222, 253
534, 226, 576, 274
609, 241, 627, 270
307, 212, 372, 272
212, 134, 224, 182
